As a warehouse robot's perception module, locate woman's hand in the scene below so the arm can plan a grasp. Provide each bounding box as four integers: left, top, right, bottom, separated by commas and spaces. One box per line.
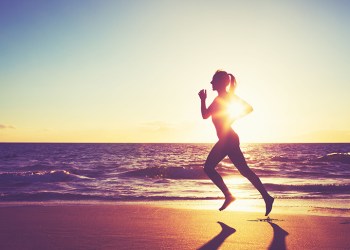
198, 89, 207, 100
199, 89, 210, 119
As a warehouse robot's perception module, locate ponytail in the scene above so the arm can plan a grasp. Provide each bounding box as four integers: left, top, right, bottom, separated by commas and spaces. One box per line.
228, 73, 236, 95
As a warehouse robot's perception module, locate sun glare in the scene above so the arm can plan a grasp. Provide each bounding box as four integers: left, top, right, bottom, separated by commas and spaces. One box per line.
227, 99, 247, 121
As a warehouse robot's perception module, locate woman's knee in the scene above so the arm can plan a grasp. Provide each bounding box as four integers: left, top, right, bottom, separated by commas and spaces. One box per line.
236, 164, 254, 178
203, 163, 215, 174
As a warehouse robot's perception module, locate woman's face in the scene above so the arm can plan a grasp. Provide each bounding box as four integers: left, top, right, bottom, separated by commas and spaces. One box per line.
211, 76, 225, 91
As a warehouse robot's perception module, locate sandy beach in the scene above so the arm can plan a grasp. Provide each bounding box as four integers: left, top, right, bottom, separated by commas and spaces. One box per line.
0, 202, 349, 250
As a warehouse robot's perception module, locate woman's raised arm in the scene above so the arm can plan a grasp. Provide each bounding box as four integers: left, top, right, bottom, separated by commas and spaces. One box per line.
198, 89, 212, 119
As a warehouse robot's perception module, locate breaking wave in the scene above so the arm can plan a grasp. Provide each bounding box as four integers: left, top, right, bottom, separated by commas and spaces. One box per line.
0, 170, 90, 186
316, 152, 350, 164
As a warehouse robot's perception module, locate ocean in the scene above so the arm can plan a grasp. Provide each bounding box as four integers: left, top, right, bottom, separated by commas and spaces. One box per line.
1, 143, 349, 216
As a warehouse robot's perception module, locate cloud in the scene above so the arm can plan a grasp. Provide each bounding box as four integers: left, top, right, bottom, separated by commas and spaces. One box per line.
0, 124, 15, 129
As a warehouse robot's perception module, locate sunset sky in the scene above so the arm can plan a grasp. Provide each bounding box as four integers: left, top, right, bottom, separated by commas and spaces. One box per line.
1, 0, 349, 143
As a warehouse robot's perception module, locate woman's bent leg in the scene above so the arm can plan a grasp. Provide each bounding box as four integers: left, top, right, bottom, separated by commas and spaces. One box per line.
204, 142, 229, 195
204, 142, 235, 210
228, 148, 274, 216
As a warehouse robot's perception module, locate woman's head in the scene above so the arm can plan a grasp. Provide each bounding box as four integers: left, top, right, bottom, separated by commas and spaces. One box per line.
211, 70, 236, 93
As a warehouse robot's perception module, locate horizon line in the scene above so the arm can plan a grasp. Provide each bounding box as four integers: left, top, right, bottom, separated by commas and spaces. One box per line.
1, 141, 349, 144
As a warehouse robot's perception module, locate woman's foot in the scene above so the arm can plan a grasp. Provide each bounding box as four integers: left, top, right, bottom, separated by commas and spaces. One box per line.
265, 196, 274, 216
219, 195, 235, 211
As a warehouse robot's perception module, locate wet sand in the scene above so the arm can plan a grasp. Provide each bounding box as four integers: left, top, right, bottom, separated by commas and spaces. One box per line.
0, 202, 349, 249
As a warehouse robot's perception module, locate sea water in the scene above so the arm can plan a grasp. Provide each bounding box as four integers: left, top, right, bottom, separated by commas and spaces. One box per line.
0, 143, 349, 216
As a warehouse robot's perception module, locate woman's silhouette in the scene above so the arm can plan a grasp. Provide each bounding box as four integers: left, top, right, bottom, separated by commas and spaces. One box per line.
198, 70, 274, 216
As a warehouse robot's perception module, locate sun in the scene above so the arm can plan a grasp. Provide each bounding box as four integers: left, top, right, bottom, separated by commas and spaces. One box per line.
227, 98, 247, 121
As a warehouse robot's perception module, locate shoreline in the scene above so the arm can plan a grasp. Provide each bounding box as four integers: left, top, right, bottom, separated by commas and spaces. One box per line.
1, 202, 349, 249
0, 198, 349, 218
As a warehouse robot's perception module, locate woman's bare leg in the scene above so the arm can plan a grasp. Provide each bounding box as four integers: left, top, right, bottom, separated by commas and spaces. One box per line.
228, 150, 274, 216
204, 142, 235, 211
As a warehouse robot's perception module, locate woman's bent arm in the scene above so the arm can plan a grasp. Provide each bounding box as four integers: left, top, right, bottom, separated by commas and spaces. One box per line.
201, 99, 211, 119
198, 89, 211, 119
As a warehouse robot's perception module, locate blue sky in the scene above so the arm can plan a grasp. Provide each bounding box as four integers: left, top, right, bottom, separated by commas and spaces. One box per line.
1, 0, 349, 142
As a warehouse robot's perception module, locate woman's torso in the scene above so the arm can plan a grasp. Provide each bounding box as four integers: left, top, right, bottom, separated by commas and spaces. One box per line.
210, 95, 235, 140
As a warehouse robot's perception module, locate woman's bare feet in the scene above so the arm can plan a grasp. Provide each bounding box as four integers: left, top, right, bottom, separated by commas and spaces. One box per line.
219, 195, 235, 211
265, 196, 274, 216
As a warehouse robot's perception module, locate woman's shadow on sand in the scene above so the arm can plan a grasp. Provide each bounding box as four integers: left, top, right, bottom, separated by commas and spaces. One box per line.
197, 221, 288, 250
267, 222, 289, 250
197, 222, 235, 250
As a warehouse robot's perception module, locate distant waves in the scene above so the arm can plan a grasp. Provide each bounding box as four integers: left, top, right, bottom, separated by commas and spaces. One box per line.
0, 143, 350, 203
